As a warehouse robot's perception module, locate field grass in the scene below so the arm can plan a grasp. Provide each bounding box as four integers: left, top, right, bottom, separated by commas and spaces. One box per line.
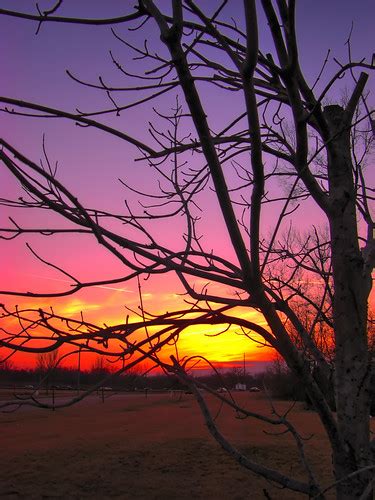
1, 390, 370, 499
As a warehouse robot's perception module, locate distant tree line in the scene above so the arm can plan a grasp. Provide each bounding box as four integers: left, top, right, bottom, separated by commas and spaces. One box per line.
0, 358, 143, 391
0, 358, 305, 396
1, 359, 373, 415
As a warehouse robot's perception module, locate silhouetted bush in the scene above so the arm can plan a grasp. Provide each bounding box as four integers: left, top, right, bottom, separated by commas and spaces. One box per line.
261, 361, 306, 401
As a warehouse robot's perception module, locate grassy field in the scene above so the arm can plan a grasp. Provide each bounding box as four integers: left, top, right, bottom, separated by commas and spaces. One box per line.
0, 390, 370, 499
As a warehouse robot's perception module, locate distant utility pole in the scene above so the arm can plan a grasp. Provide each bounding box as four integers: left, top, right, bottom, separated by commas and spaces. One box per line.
77, 347, 81, 395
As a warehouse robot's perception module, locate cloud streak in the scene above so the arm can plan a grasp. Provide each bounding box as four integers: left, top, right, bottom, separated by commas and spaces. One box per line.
27, 273, 133, 293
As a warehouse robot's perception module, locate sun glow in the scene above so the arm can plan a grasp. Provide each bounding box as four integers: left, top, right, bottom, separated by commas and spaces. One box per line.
2, 281, 275, 371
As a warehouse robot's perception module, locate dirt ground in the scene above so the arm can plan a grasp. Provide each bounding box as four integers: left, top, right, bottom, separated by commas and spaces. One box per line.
0, 390, 370, 499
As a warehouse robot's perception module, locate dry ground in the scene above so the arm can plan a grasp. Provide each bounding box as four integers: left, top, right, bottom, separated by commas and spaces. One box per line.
0, 390, 371, 499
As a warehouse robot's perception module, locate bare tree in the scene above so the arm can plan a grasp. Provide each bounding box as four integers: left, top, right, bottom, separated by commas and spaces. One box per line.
0, 1, 374, 498
36, 349, 59, 374
90, 355, 110, 376
36, 348, 59, 392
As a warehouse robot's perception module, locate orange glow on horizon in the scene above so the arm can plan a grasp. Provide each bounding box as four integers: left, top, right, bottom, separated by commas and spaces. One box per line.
2, 283, 276, 371
4, 271, 374, 372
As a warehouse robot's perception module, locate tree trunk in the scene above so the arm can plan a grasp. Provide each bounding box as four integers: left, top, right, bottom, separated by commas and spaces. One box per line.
325, 105, 372, 499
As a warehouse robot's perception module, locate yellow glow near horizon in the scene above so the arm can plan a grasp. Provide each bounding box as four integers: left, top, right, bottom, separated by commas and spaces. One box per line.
3, 282, 276, 370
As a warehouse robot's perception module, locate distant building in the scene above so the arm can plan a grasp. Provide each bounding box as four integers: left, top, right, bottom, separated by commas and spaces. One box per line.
235, 383, 247, 391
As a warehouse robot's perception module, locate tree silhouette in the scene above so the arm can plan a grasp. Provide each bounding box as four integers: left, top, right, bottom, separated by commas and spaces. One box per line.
36, 348, 59, 392
0, 2, 374, 498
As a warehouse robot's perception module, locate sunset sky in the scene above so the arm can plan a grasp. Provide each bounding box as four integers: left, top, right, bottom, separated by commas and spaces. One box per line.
0, 1, 374, 371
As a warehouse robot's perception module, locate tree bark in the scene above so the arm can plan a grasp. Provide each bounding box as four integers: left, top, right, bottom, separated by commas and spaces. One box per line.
325, 105, 372, 499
